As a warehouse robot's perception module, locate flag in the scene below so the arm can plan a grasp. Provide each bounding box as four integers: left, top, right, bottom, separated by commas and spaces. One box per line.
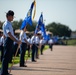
20, 0, 36, 30
35, 13, 43, 34
34, 12, 49, 42
41, 23, 51, 41
41, 23, 48, 40
34, 24, 41, 34
38, 13, 43, 26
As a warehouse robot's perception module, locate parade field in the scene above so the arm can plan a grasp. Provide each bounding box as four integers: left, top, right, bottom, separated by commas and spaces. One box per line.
0, 45, 49, 67
0, 45, 76, 75
66, 39, 76, 45
0, 0, 76, 75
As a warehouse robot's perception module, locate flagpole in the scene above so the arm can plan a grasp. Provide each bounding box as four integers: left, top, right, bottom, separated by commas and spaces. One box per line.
9, 45, 20, 73
32, 0, 36, 20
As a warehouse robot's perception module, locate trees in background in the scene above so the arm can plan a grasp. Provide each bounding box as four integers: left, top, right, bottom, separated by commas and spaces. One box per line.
12, 19, 37, 31
46, 22, 72, 37
0, 21, 3, 29
0, 20, 72, 37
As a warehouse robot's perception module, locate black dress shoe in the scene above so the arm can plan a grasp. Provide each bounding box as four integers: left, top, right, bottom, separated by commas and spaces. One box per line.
7, 73, 12, 75
41, 53, 43, 55
1, 73, 12, 75
32, 60, 37, 62
36, 57, 39, 59
20, 65, 27, 67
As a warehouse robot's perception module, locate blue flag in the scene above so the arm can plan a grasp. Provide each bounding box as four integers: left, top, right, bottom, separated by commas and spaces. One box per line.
34, 24, 41, 34
20, 1, 35, 30
41, 23, 49, 40
38, 13, 43, 26
41, 23, 46, 36
40, 23, 51, 41
34, 13, 50, 42
35, 13, 43, 34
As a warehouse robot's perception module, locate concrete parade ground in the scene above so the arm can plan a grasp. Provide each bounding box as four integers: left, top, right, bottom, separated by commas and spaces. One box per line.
1, 45, 76, 75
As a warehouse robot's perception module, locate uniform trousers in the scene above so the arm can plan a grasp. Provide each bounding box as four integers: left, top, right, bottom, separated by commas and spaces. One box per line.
49, 44, 53, 51
27, 45, 30, 57
1, 37, 13, 75
35, 44, 39, 58
31, 44, 36, 61
40, 45, 44, 55
20, 43, 27, 66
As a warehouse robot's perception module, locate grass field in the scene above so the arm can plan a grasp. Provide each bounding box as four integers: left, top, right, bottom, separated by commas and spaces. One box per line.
67, 39, 76, 45
0, 39, 76, 68
64, 39, 76, 45
0, 45, 49, 68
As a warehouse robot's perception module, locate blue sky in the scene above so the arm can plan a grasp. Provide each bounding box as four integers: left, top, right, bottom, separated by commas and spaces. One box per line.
0, 0, 76, 31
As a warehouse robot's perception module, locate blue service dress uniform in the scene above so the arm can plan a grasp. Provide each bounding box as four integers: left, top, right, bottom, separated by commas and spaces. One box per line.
31, 35, 36, 61
1, 20, 16, 75
27, 38, 31, 57
31, 35, 40, 61
40, 39, 45, 55
48, 39, 53, 51
19, 31, 27, 66
35, 35, 40, 59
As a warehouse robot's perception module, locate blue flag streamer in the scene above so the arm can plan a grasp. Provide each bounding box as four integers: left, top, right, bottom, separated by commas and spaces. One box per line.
41, 23, 46, 36
35, 13, 43, 34
34, 13, 50, 41
35, 24, 41, 34
38, 13, 43, 26
20, 1, 35, 30
41, 23, 49, 41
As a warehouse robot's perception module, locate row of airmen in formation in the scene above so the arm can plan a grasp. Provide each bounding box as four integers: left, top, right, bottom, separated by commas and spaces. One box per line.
0, 29, 53, 62
0, 10, 53, 75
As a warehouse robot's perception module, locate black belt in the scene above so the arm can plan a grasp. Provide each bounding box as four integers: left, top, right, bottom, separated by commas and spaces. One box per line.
22, 42, 26, 44
4, 37, 13, 46
36, 44, 39, 46
6, 37, 13, 42
22, 42, 27, 44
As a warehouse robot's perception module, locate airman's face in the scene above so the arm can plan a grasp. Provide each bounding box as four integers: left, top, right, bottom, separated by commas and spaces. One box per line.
7, 15, 14, 21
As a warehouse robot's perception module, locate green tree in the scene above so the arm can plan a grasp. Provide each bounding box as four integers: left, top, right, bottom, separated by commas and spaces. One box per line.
12, 19, 23, 30
12, 20, 18, 30
46, 22, 72, 37
12, 19, 37, 31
